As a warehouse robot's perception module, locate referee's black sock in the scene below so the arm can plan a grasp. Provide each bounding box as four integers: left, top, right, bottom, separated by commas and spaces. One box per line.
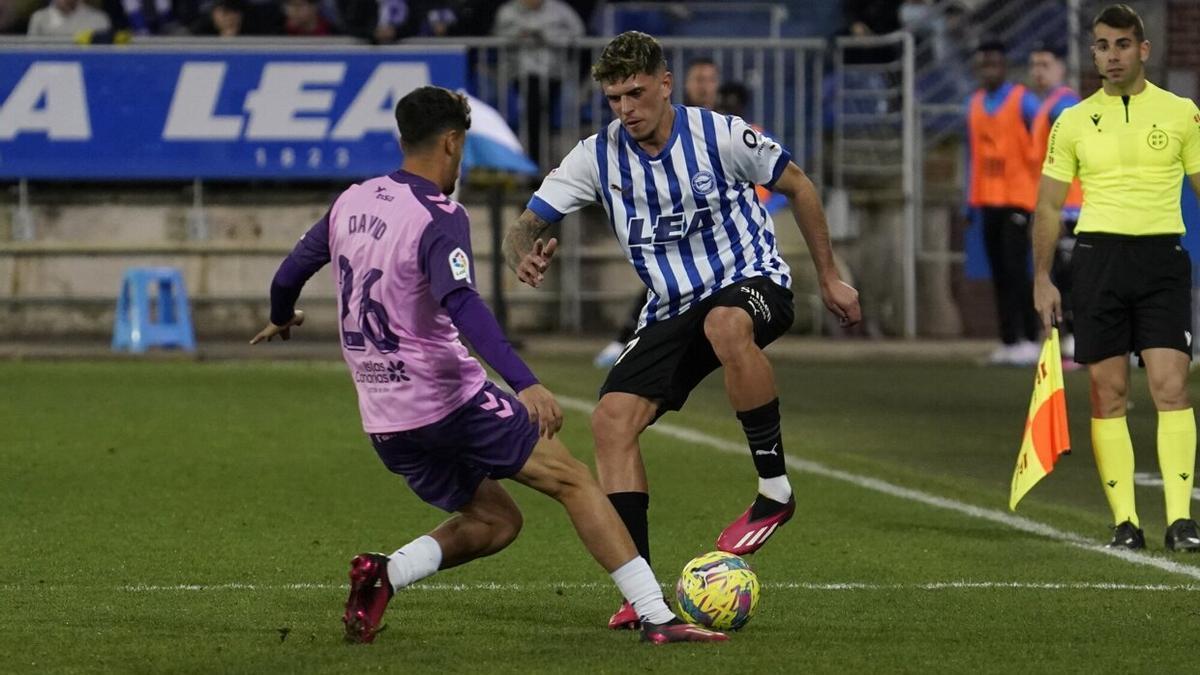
608, 491, 651, 565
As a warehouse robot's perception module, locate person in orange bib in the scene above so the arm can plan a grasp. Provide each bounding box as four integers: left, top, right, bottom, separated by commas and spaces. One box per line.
966, 41, 1043, 365
1027, 44, 1082, 359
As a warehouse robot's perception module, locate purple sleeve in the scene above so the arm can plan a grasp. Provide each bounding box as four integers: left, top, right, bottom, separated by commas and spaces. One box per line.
270, 213, 331, 326
443, 287, 539, 393
417, 206, 476, 304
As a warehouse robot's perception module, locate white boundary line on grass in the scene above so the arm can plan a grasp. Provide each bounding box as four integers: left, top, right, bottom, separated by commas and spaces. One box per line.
555, 397, 1200, 582
1133, 472, 1200, 500
118, 581, 1200, 592
3, 581, 1198, 593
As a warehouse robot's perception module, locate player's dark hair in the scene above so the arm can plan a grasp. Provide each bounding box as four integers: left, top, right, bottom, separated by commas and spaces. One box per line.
592, 31, 667, 84
717, 82, 750, 109
1093, 3, 1144, 43
976, 40, 1007, 56
394, 86, 471, 151
1030, 42, 1066, 60
686, 57, 716, 72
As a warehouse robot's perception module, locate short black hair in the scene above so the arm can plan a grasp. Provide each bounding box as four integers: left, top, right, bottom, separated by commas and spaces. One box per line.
394, 86, 471, 151
1030, 42, 1066, 60
976, 40, 1007, 56
686, 57, 716, 72
1093, 3, 1144, 43
717, 82, 750, 108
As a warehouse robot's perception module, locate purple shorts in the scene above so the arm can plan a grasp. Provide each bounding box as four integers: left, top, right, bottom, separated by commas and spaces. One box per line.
369, 381, 539, 512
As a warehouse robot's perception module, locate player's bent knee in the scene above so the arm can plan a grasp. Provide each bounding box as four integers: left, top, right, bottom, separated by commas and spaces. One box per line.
493, 506, 523, 549
591, 397, 650, 448
703, 307, 753, 354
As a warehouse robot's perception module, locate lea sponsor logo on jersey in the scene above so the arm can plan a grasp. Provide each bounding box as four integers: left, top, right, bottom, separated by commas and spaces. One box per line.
627, 208, 715, 245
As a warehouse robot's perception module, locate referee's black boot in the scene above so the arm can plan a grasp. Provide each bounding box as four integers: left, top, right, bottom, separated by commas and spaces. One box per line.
1164, 519, 1200, 552
1106, 521, 1145, 550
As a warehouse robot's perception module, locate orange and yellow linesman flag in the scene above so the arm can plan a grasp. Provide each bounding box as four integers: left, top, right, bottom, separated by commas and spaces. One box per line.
1009, 328, 1071, 510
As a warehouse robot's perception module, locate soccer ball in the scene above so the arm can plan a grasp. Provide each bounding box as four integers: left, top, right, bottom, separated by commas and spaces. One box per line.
675, 551, 761, 630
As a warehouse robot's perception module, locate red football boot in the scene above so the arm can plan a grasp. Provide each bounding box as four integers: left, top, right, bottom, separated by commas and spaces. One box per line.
641, 619, 728, 644
716, 495, 796, 555
608, 600, 640, 630
343, 553, 394, 644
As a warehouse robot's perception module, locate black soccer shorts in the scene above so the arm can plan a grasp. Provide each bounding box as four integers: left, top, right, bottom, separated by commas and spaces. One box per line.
1070, 233, 1193, 364
598, 277, 795, 421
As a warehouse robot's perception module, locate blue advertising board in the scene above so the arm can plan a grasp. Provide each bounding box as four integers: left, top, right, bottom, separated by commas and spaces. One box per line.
0, 46, 465, 179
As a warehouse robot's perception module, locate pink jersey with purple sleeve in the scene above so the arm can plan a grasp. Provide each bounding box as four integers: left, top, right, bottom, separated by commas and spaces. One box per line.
326, 170, 487, 433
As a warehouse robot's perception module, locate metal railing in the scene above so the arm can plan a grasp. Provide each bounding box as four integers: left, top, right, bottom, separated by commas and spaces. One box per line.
404, 37, 826, 179
833, 32, 919, 338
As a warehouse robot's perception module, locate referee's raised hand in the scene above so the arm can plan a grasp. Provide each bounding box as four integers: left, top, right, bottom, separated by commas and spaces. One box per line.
517, 238, 558, 288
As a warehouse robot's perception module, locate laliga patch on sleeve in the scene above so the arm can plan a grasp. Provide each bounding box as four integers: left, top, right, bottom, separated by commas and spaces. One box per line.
449, 247, 471, 282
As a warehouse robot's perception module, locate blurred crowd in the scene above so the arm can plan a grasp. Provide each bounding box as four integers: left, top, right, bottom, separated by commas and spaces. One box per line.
3, 0, 957, 43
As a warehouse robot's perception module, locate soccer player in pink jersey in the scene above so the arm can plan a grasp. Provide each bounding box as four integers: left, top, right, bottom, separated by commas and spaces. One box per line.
251, 86, 723, 645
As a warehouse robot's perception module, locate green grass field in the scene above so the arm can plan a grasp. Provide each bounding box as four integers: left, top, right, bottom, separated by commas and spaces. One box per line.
3, 353, 1200, 673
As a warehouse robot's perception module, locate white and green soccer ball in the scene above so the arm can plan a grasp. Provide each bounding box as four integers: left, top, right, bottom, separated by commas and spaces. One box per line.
675, 551, 761, 630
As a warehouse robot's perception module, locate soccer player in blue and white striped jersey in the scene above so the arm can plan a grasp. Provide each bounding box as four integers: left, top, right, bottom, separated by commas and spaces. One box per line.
504, 31, 861, 629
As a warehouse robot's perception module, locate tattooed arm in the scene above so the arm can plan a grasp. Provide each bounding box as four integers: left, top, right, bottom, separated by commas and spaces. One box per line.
503, 209, 557, 288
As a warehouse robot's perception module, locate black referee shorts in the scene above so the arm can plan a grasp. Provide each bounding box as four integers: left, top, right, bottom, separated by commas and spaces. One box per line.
1071, 233, 1193, 364
599, 277, 795, 422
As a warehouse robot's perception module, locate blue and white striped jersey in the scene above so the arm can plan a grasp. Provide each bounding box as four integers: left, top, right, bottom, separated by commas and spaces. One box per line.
528, 104, 793, 329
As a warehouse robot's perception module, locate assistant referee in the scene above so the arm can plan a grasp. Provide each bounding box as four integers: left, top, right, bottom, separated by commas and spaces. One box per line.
1033, 3, 1200, 551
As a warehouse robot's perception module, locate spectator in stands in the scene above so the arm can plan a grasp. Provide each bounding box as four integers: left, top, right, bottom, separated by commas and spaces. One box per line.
844, 0, 900, 37
190, 0, 245, 36
338, 1, 470, 43
842, 0, 901, 63
103, 0, 192, 35
283, 0, 335, 35
492, 0, 586, 168
27, 0, 112, 36
1027, 43, 1082, 358
715, 80, 749, 118
965, 41, 1043, 366
683, 57, 719, 108
3, 0, 48, 33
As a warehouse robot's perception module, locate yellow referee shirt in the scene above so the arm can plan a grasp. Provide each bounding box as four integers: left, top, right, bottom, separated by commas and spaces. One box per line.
1042, 81, 1200, 235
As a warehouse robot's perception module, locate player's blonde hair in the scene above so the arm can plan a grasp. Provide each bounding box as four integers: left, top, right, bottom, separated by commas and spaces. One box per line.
591, 31, 667, 84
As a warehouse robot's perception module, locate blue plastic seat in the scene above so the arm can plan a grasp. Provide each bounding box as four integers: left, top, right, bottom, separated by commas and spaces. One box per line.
111, 266, 196, 353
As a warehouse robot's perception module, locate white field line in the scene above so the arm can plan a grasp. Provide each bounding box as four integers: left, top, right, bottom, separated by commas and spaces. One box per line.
3, 581, 1199, 593
1133, 472, 1200, 500
112, 581, 1200, 593
554, 397, 1200, 582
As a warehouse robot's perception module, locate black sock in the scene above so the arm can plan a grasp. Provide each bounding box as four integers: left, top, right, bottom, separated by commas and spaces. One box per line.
737, 398, 785, 479
608, 491, 651, 565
